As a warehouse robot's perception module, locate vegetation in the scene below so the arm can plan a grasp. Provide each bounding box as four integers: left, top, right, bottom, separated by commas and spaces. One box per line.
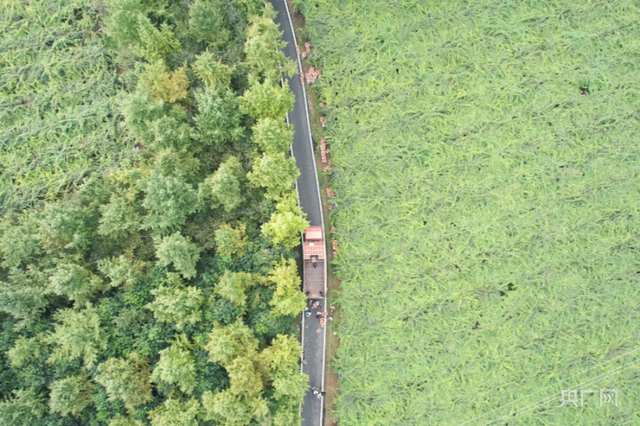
0, 0, 131, 214
0, 0, 309, 424
299, 0, 640, 424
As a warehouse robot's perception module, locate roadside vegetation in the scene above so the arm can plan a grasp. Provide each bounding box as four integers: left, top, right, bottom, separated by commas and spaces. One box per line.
0, 0, 310, 424
297, 0, 640, 424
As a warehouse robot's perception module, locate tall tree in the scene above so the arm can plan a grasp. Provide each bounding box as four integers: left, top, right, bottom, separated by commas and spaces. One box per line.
267, 258, 307, 317
205, 319, 259, 366
37, 203, 90, 255
45, 304, 107, 368
140, 61, 190, 104
151, 342, 198, 394
262, 190, 308, 249
247, 153, 299, 200
97, 255, 145, 289
95, 352, 153, 411
146, 277, 204, 329
7, 334, 47, 368
193, 51, 233, 90
203, 156, 245, 212
98, 194, 142, 240
147, 398, 202, 426
215, 222, 248, 258
239, 78, 295, 120
244, 4, 296, 81
231, 0, 264, 18
262, 334, 301, 373
104, 0, 147, 47
0, 217, 41, 269
119, 90, 166, 147
201, 390, 253, 425
134, 16, 180, 62
227, 356, 264, 398
0, 267, 49, 329
47, 263, 104, 304
215, 271, 254, 308
48, 373, 95, 418
154, 233, 203, 279
140, 171, 199, 234
0, 388, 46, 426
189, 0, 230, 47
252, 117, 294, 155
194, 88, 245, 145
109, 415, 144, 426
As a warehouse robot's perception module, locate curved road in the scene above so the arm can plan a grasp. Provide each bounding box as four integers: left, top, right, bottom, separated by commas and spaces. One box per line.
270, 1, 328, 425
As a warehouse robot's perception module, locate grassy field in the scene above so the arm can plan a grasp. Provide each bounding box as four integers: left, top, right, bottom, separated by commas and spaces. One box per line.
0, 0, 130, 214
297, 0, 640, 424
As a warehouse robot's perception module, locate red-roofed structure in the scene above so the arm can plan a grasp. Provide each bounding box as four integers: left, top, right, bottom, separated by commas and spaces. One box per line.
303, 226, 325, 299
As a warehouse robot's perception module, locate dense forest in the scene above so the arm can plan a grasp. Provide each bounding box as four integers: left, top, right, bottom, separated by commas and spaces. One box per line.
0, 0, 310, 424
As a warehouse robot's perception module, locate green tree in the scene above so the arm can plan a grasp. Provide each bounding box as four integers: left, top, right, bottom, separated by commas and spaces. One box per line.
151, 342, 198, 394
147, 398, 201, 426
262, 209, 308, 249
148, 115, 193, 151
109, 415, 144, 426
119, 90, 166, 147
189, 0, 230, 47
47, 263, 104, 304
37, 203, 90, 254
140, 171, 199, 234
215, 271, 255, 308
140, 61, 189, 104
7, 334, 47, 368
0, 388, 46, 426
262, 191, 309, 249
97, 255, 145, 289
0, 218, 41, 269
262, 334, 301, 373
98, 194, 142, 240
45, 304, 107, 368
231, 0, 264, 18
205, 319, 258, 366
194, 87, 245, 145
146, 280, 204, 329
154, 233, 203, 279
104, 0, 146, 47
239, 78, 295, 120
215, 222, 248, 258
272, 365, 307, 401
247, 153, 299, 199
49, 373, 95, 418
267, 258, 306, 317
152, 148, 201, 180
0, 267, 49, 329
244, 4, 296, 81
134, 16, 180, 62
227, 356, 264, 398
193, 51, 233, 90
201, 390, 253, 425
252, 117, 294, 155
95, 352, 153, 411
204, 156, 245, 212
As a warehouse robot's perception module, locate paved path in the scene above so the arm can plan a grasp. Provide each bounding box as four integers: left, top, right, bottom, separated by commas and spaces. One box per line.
269, 1, 328, 425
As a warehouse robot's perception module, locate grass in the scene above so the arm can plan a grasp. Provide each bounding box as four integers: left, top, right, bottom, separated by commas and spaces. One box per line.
297, 0, 640, 424
0, 0, 132, 214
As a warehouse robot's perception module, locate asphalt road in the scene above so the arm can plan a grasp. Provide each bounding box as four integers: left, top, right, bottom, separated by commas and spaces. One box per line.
269, 1, 328, 425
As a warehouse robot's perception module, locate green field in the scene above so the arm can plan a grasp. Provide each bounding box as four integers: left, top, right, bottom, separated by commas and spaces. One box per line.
299, 0, 640, 424
0, 0, 132, 214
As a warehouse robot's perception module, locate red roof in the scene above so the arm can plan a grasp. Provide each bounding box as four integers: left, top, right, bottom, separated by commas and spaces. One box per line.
304, 241, 325, 260
305, 226, 323, 241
